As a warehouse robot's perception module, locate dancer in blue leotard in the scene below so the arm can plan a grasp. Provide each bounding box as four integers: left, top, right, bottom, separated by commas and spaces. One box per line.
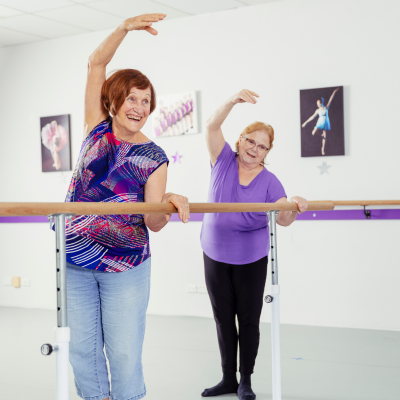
302, 87, 339, 155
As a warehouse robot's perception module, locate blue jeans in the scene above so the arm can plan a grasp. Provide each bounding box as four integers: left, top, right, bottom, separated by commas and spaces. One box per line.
66, 258, 151, 400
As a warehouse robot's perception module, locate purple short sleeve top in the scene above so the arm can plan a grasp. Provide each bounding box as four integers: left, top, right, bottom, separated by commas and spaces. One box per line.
200, 142, 286, 265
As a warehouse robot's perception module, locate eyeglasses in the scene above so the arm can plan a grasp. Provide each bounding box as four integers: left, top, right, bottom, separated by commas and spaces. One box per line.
242, 136, 269, 153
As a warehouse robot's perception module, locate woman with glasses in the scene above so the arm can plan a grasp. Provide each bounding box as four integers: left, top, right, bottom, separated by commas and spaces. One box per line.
200, 89, 307, 400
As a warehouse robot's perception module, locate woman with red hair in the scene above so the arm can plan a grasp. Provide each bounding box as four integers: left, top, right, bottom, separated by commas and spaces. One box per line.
200, 89, 308, 400
65, 14, 189, 400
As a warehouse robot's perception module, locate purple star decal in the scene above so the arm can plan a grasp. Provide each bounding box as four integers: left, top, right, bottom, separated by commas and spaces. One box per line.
171, 151, 183, 164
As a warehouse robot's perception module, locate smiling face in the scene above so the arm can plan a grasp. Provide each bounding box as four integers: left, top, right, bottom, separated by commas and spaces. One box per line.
114, 87, 151, 134
237, 129, 271, 168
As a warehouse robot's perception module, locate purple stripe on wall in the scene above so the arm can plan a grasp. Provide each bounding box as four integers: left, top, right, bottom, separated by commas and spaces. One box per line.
0, 216, 49, 223
170, 213, 205, 222
297, 209, 400, 220
0, 209, 399, 224
0, 215, 206, 223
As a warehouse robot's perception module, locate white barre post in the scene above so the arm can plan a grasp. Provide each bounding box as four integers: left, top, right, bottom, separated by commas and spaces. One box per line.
41, 214, 73, 400
54, 213, 70, 400
265, 211, 282, 400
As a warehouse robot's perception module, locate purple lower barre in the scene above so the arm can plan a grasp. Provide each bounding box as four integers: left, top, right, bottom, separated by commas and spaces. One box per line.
1, 209, 399, 224
0, 216, 49, 223
0, 215, 206, 223
169, 213, 205, 222
297, 209, 400, 220
172, 209, 400, 221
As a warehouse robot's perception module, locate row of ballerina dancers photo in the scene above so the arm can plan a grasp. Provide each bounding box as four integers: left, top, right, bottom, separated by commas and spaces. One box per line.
153, 93, 195, 137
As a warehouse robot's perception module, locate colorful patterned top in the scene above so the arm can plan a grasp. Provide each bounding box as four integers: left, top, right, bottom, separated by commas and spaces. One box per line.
65, 117, 168, 272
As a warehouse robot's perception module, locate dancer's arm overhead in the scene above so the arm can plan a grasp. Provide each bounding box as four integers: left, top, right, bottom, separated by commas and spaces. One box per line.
326, 87, 340, 109
84, 13, 166, 137
206, 89, 259, 166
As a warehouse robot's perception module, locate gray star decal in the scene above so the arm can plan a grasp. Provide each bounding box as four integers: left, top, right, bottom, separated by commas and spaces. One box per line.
318, 161, 331, 175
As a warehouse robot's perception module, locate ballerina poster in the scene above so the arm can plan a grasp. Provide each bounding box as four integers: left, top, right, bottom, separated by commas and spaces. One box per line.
151, 91, 199, 138
300, 86, 344, 157
40, 114, 71, 172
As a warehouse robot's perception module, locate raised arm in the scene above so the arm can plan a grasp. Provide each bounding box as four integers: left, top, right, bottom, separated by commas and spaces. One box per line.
206, 89, 259, 166
84, 13, 166, 138
326, 87, 340, 109
302, 110, 319, 127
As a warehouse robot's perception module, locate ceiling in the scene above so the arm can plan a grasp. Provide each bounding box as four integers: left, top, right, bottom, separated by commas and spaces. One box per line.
0, 0, 281, 47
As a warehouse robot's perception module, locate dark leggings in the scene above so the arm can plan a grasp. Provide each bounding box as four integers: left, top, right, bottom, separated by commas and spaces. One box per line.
204, 252, 268, 375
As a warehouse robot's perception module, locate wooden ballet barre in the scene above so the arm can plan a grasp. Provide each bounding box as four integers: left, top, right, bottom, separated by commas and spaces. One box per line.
0, 201, 334, 216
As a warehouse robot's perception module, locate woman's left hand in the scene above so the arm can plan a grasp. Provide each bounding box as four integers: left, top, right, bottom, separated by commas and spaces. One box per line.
121, 13, 166, 36
290, 196, 308, 214
161, 192, 190, 223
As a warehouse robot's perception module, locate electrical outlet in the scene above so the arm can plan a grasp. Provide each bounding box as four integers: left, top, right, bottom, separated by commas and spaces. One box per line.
186, 284, 197, 293
197, 284, 207, 294
3, 277, 12, 286
22, 278, 31, 287
12, 277, 21, 288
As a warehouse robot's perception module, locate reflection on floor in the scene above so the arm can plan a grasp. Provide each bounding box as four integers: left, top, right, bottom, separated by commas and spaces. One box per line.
1, 307, 399, 400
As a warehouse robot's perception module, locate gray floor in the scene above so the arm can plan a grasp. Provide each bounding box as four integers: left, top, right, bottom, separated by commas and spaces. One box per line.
1, 307, 399, 400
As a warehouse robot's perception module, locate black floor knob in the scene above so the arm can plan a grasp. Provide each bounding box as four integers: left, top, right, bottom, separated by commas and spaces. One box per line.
264, 295, 274, 303
41, 343, 54, 356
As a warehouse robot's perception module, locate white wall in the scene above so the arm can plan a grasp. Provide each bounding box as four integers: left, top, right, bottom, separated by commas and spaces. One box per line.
1, 0, 399, 331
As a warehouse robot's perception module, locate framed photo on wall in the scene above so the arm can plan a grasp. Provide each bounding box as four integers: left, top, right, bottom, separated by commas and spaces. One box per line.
40, 114, 72, 172
152, 91, 200, 138
300, 86, 344, 157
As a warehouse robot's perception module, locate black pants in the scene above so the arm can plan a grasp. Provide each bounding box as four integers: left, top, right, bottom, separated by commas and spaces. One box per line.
204, 252, 268, 375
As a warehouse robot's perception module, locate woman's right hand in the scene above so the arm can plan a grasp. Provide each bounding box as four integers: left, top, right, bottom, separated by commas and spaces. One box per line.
161, 192, 190, 224
230, 89, 259, 105
121, 13, 166, 36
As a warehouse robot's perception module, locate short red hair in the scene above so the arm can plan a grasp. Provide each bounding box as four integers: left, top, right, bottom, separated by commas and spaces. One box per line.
101, 69, 156, 116
235, 121, 274, 165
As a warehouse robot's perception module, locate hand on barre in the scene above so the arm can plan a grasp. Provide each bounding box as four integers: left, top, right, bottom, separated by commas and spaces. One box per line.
290, 196, 308, 214
162, 192, 190, 223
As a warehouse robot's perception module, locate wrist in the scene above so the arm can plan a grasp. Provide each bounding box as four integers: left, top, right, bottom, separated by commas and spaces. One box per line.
161, 192, 173, 202
117, 22, 129, 34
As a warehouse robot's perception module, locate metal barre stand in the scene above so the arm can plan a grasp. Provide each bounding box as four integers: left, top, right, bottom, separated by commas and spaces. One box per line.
40, 213, 75, 400
39, 210, 281, 400
264, 211, 282, 400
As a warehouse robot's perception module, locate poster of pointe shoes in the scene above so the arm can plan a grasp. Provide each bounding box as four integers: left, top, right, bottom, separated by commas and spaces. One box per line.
152, 91, 200, 138
40, 114, 72, 172
300, 86, 345, 157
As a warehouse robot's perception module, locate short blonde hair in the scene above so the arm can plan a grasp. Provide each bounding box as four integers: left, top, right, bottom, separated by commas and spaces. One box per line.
235, 121, 274, 165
